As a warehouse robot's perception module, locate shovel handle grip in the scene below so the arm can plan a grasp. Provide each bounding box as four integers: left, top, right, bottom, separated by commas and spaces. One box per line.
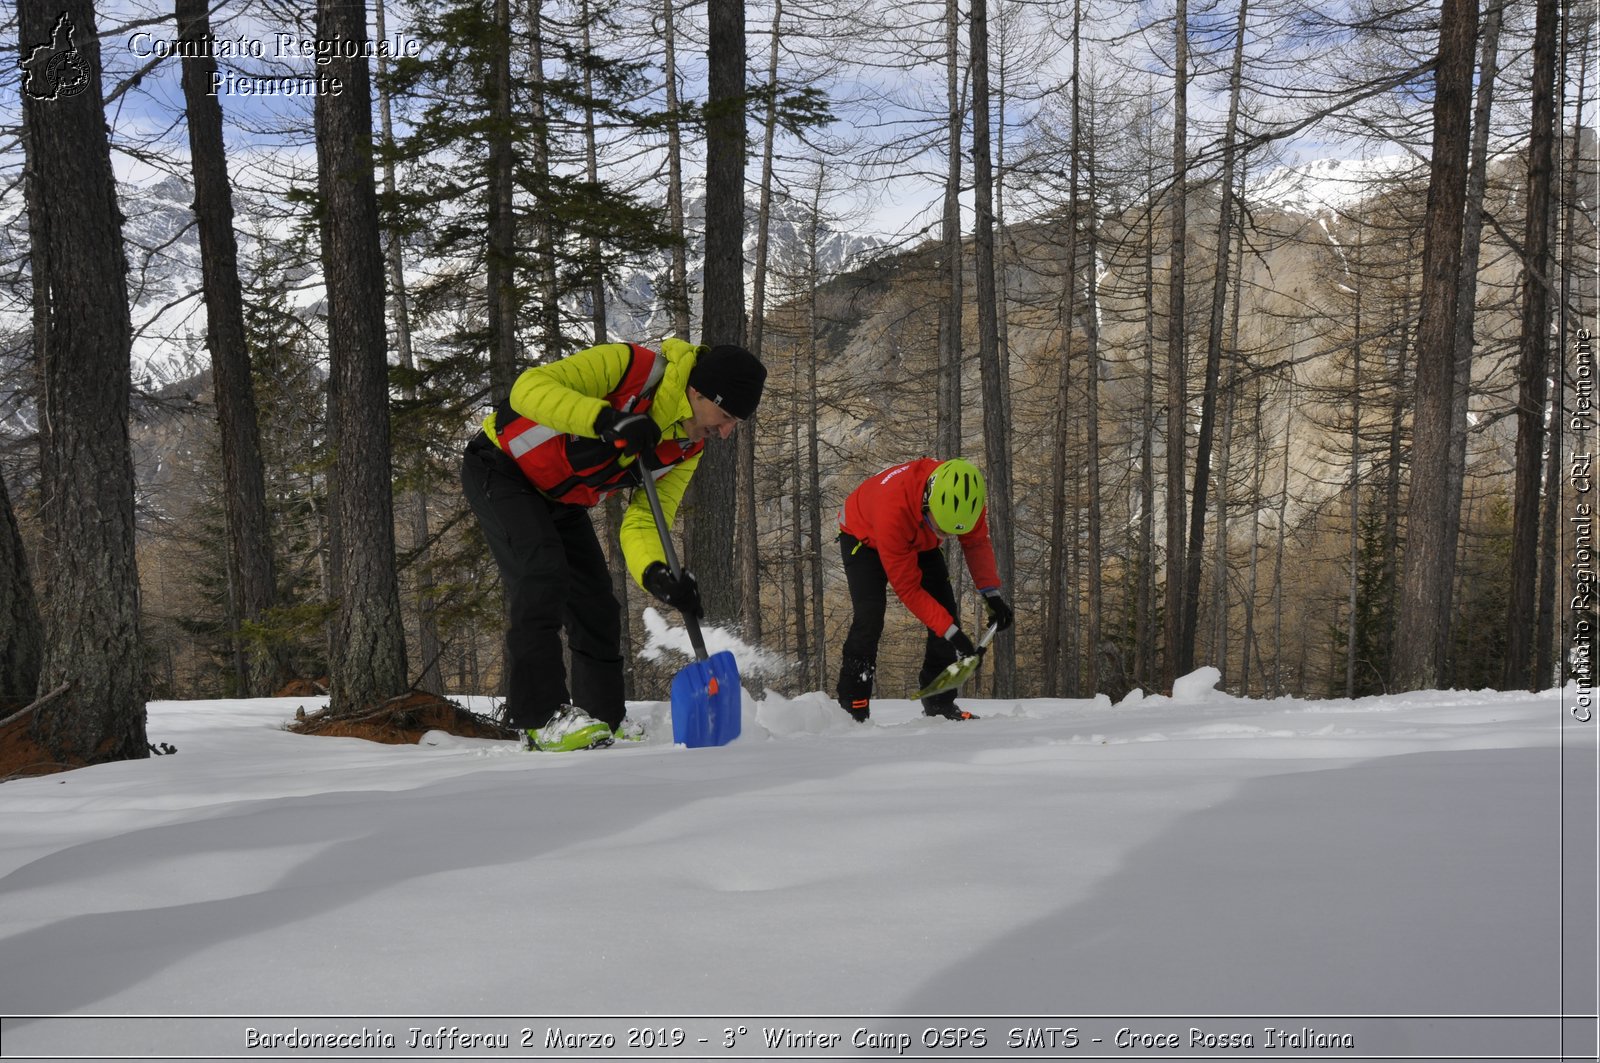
637, 466, 710, 662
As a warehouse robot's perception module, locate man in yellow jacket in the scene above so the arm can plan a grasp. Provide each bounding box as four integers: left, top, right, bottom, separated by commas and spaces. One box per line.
461, 338, 766, 751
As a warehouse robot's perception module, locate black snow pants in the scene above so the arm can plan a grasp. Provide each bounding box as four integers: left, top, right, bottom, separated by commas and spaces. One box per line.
461, 433, 625, 730
836, 531, 962, 713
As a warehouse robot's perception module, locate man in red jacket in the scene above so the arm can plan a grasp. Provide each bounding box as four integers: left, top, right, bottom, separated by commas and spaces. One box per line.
835, 457, 1014, 721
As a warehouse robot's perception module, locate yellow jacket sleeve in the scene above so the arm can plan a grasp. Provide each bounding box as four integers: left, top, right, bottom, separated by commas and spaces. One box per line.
508, 342, 634, 433
615, 337, 702, 587
483, 343, 633, 439
618, 455, 701, 588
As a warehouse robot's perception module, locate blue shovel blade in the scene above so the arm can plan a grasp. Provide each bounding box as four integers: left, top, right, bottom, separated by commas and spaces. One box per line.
669, 650, 742, 748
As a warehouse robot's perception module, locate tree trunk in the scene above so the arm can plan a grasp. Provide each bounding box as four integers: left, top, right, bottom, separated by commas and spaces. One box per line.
1241, 386, 1265, 695
1180, 0, 1247, 675
485, 0, 518, 401
970, 0, 1013, 692
315, 0, 410, 714
939, 0, 964, 462
1136, 155, 1158, 690
0, 470, 41, 708
1503, 0, 1559, 690
581, 0, 606, 344
1392, 0, 1477, 691
375, 0, 443, 695
1383, 315, 1408, 687
1345, 278, 1363, 698
1164, 0, 1190, 688
1044, 201, 1078, 696
1082, 127, 1104, 697
1440, 0, 1504, 687
528, 0, 561, 354
663, 0, 692, 339
176, 0, 285, 698
1272, 406, 1292, 696
806, 182, 827, 683
688, 0, 747, 622
789, 351, 808, 690
742, 0, 784, 645
20, 0, 147, 763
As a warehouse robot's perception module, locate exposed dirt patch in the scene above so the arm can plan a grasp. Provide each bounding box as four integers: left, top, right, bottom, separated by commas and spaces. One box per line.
0, 714, 143, 781
0, 720, 74, 780
286, 691, 518, 745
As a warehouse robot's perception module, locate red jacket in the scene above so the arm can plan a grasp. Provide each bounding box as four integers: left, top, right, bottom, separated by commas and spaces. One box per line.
839, 458, 1002, 635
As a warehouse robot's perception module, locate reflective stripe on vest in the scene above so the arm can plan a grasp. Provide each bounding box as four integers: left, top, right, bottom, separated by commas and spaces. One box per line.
494, 345, 693, 506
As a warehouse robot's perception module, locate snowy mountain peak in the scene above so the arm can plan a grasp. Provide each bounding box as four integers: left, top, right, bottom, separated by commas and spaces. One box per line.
1246, 154, 1421, 219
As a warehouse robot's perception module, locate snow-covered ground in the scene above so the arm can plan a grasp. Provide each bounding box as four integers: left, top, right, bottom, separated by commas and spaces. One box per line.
0, 656, 1594, 1062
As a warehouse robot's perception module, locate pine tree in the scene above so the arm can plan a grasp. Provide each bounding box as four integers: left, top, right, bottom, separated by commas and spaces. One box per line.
1392, 0, 1478, 691
176, 0, 285, 697
19, 0, 147, 764
688, 0, 748, 622
315, 0, 410, 713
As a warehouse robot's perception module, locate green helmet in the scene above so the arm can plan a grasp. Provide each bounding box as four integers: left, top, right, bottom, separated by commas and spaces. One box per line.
925, 458, 987, 534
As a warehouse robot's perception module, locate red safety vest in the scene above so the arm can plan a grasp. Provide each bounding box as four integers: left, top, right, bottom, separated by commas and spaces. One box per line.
494, 344, 703, 507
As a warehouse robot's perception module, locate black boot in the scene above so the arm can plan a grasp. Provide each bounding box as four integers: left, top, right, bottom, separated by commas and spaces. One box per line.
921, 697, 977, 721
837, 655, 875, 722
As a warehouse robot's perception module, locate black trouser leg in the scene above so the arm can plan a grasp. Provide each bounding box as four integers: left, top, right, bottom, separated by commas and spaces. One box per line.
461, 441, 621, 730
837, 533, 887, 707
915, 548, 963, 712
553, 503, 625, 728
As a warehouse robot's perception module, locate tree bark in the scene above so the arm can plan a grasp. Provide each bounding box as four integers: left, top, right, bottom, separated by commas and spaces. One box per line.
486, 0, 518, 400
970, 0, 1013, 693
375, 0, 443, 695
528, 0, 561, 354
938, 0, 964, 462
315, 0, 410, 713
742, 0, 785, 645
1504, 0, 1559, 690
688, 0, 747, 622
1440, 0, 1504, 688
20, 0, 148, 763
1044, 180, 1079, 695
176, 0, 284, 697
662, 0, 692, 339
1392, 0, 1477, 691
1345, 273, 1363, 698
1082, 103, 1104, 697
1164, 0, 1190, 688
805, 179, 826, 683
0, 470, 41, 708
1136, 152, 1157, 690
1180, 0, 1247, 674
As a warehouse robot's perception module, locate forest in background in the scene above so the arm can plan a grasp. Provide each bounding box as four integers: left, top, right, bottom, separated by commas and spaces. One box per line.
1, 0, 1597, 768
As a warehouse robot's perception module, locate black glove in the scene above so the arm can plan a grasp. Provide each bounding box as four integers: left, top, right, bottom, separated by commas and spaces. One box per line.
594, 406, 660, 458
984, 592, 1014, 631
947, 628, 979, 660
643, 561, 703, 619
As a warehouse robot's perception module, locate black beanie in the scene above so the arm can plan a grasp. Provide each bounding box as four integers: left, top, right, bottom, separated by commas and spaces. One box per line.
688, 344, 766, 420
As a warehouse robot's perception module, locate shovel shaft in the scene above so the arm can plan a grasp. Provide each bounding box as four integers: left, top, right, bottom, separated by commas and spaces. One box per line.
637, 465, 710, 662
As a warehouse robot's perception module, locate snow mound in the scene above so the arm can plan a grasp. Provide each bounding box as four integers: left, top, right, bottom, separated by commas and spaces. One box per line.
1172, 666, 1229, 702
